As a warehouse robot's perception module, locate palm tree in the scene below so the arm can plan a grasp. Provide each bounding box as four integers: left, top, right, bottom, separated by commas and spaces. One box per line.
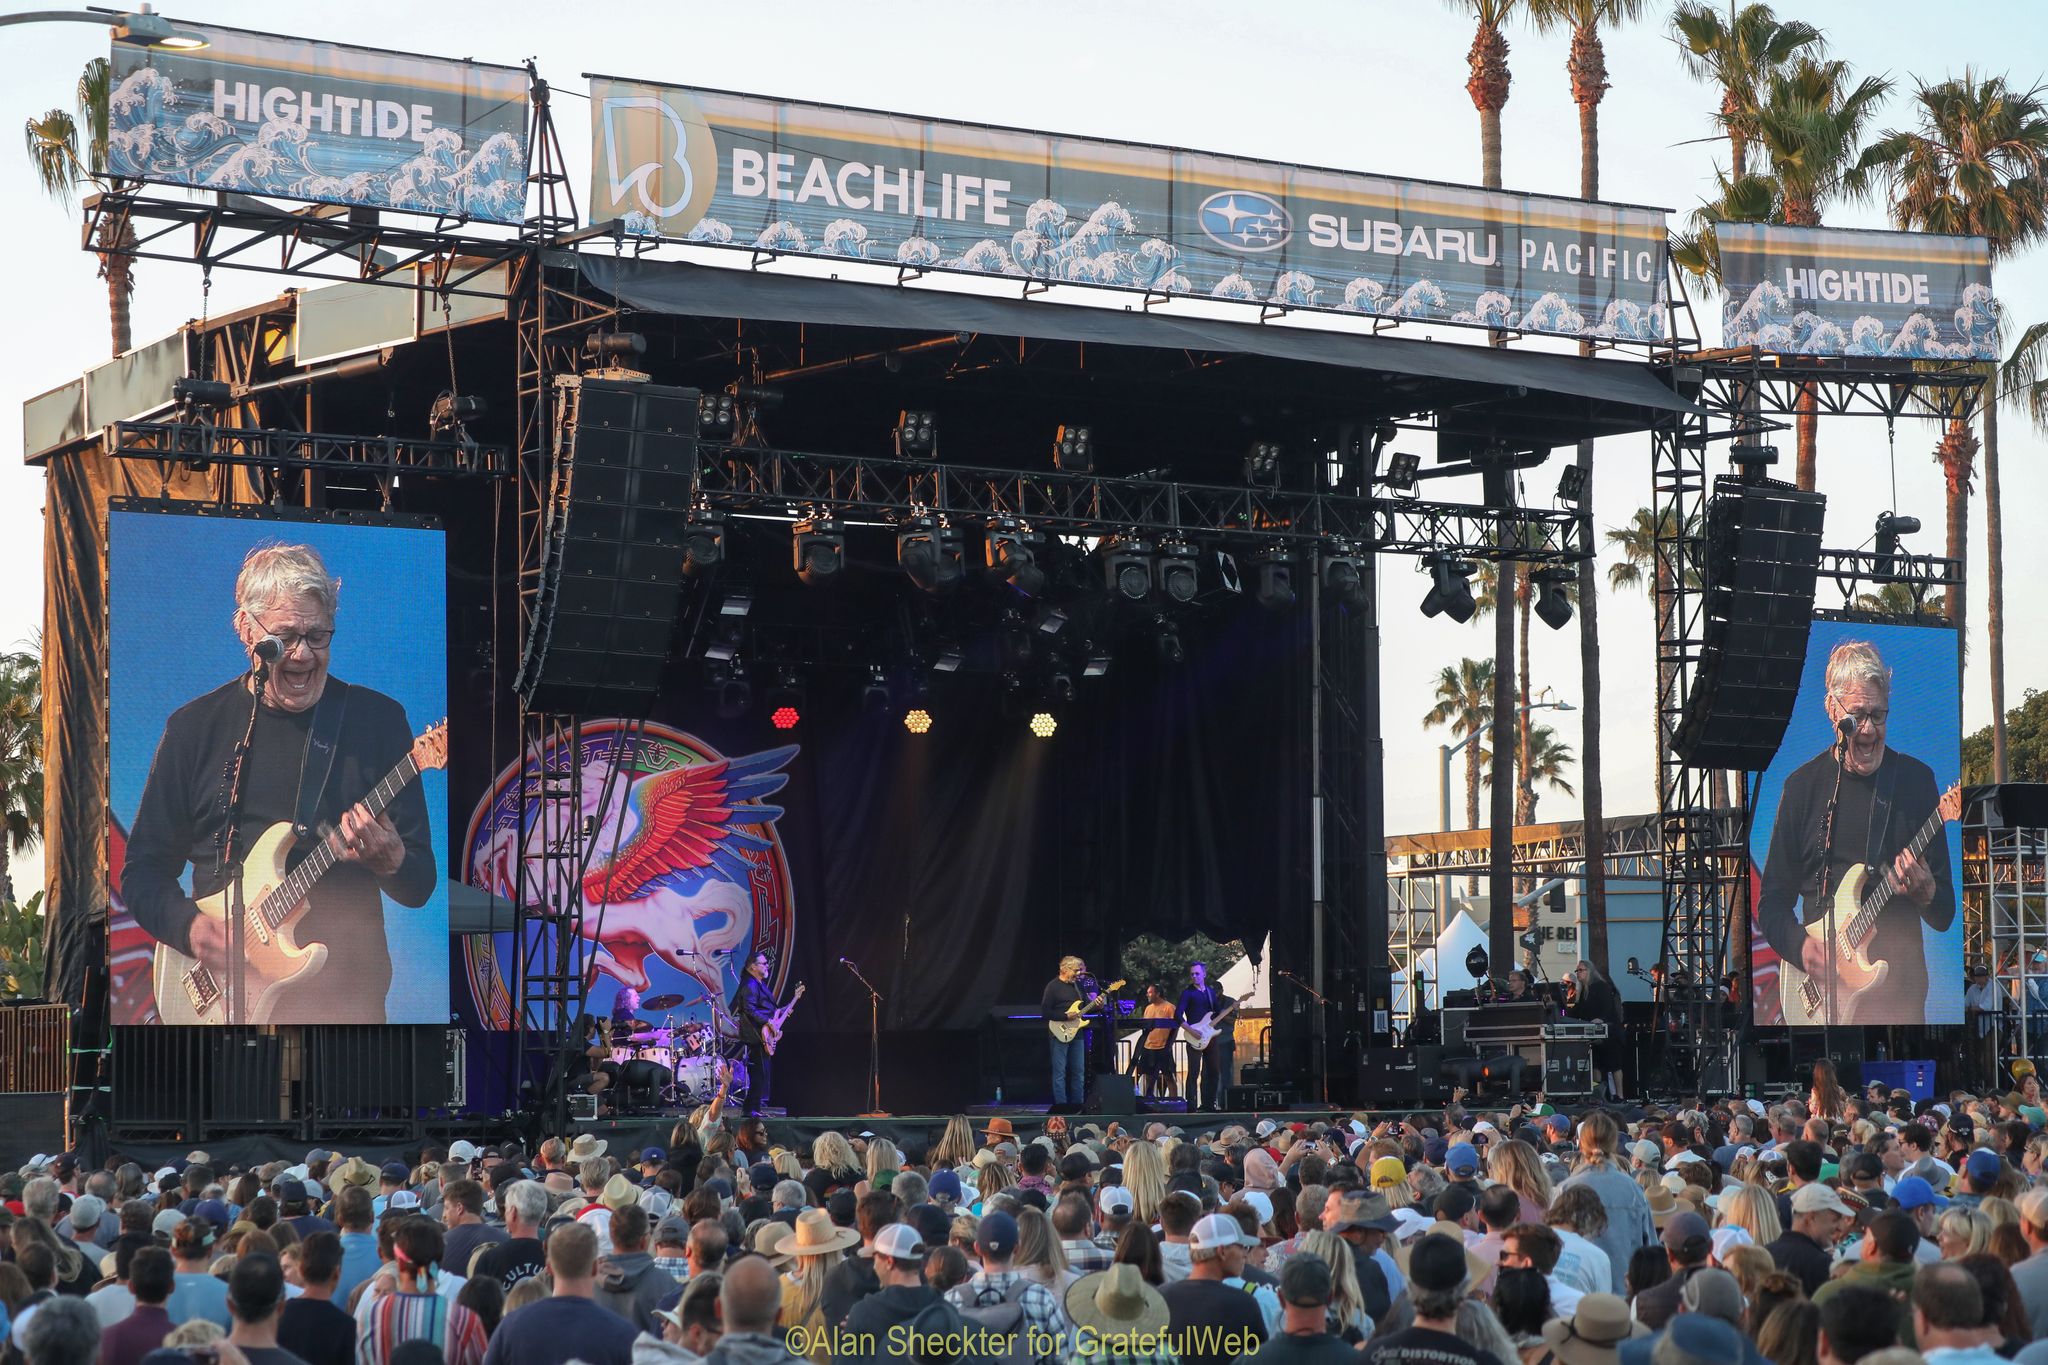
1484, 724, 1577, 820
1424, 658, 1498, 836
24, 57, 132, 357
1859, 74, 2048, 782
1670, 2, 1826, 183
1449, 0, 1522, 190
1528, 0, 1645, 974
1849, 582, 1947, 617
0, 653, 43, 907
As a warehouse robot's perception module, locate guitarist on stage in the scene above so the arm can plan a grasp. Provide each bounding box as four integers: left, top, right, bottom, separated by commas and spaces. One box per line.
1178, 961, 1235, 1112
122, 543, 436, 1024
1757, 640, 1956, 1027
1041, 956, 1092, 1106
733, 950, 788, 1114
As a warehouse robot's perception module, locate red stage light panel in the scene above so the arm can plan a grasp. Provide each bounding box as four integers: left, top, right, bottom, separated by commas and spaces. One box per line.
770, 705, 801, 730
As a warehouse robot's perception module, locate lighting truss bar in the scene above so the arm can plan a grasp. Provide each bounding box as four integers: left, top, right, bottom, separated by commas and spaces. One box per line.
108, 420, 510, 479
80, 190, 529, 297
1817, 548, 1962, 589
692, 442, 1589, 561
1672, 353, 1985, 423
1385, 810, 1736, 882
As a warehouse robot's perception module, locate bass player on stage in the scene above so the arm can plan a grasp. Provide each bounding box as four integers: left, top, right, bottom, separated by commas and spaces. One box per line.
733, 950, 793, 1114
122, 543, 436, 1024
1178, 960, 1235, 1112
1756, 640, 1955, 1027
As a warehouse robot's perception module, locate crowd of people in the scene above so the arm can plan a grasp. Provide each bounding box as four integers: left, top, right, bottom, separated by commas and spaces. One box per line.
4, 1064, 2048, 1365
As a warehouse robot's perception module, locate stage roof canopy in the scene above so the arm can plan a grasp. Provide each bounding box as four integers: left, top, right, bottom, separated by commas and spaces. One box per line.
569, 254, 1694, 450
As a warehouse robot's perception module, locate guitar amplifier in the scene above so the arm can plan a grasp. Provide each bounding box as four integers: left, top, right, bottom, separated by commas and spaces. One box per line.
1542, 1041, 1594, 1096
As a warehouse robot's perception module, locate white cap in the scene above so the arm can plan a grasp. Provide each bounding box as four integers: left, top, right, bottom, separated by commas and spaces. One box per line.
1664, 1152, 1707, 1171
1744, 1099, 1766, 1116
1255, 1120, 1279, 1139
1629, 1140, 1661, 1166
1733, 1145, 1757, 1161
1348, 1120, 1368, 1136
153, 1167, 178, 1183
1097, 1185, 1135, 1216
448, 1140, 482, 1163
1240, 1190, 1274, 1226
1190, 1213, 1249, 1251
1391, 1207, 1434, 1240
388, 1190, 421, 1210
1472, 1121, 1498, 1136
1711, 1226, 1754, 1261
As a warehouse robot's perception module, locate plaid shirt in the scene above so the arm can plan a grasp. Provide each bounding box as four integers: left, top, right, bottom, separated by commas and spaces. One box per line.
946, 1269, 1069, 1355
1062, 1238, 1116, 1275
653, 1253, 692, 1279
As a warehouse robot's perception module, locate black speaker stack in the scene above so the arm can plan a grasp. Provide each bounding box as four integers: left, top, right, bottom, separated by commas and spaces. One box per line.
518, 377, 699, 711
1674, 476, 1827, 771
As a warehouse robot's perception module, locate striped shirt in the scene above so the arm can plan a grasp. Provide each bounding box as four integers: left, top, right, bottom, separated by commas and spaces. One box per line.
357, 1290, 488, 1365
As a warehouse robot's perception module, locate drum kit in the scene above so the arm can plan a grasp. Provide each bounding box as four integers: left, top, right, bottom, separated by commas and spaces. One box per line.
610, 990, 750, 1108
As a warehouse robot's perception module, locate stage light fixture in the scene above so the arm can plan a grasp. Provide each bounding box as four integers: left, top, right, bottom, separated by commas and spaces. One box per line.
712, 663, 752, 719
1251, 548, 1295, 610
860, 665, 892, 715
1420, 554, 1477, 623
932, 640, 964, 673
895, 409, 937, 458
704, 620, 745, 663
1244, 441, 1282, 488
1875, 510, 1921, 570
1156, 539, 1199, 605
765, 667, 805, 730
1082, 645, 1111, 678
1533, 565, 1576, 630
898, 515, 964, 594
903, 708, 934, 735
986, 520, 1046, 596
1054, 424, 1094, 473
1153, 614, 1185, 665
583, 330, 647, 366
697, 392, 737, 438
682, 510, 726, 577
1382, 450, 1422, 491
770, 706, 800, 730
1048, 671, 1076, 705
1035, 605, 1069, 637
792, 518, 846, 586
1729, 441, 1779, 480
172, 376, 233, 412
1102, 536, 1154, 601
1028, 712, 1059, 739
1322, 547, 1369, 610
428, 392, 486, 440
999, 610, 1035, 669
718, 588, 753, 618
1556, 463, 1587, 505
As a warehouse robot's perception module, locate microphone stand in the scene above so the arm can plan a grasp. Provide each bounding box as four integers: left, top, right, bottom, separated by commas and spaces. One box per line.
1275, 969, 1330, 1105
217, 656, 272, 1026
1814, 721, 1853, 1067
840, 958, 887, 1116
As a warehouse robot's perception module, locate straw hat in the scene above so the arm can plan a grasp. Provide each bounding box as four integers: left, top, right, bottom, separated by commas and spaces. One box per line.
1393, 1220, 1492, 1288
328, 1156, 378, 1194
567, 1134, 608, 1162
775, 1207, 860, 1259
1645, 1185, 1679, 1227
1542, 1293, 1649, 1365
752, 1221, 795, 1267
599, 1174, 641, 1211
1063, 1264, 1170, 1338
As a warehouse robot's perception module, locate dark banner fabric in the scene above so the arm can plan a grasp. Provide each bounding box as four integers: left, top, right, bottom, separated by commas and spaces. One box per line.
1717, 222, 1996, 360
109, 23, 529, 223
590, 81, 1670, 343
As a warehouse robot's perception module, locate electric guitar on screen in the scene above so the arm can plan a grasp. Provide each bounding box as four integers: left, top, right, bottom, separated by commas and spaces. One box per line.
150, 722, 449, 1025
1778, 782, 1962, 1027
1048, 978, 1126, 1043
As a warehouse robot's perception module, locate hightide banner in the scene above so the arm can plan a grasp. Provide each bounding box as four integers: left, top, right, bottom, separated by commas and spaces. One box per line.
590, 80, 1672, 343
108, 23, 530, 223
1718, 222, 1997, 359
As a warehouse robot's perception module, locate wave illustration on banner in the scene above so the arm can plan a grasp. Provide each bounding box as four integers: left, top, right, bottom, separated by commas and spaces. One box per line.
1724, 279, 1999, 359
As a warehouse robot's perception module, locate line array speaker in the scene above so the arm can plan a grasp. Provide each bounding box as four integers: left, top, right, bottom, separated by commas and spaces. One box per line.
518, 377, 698, 712
1674, 477, 1827, 771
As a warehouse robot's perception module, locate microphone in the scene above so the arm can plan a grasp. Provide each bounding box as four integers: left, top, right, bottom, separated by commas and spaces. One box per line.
252, 635, 286, 665
837, 957, 857, 967
1837, 716, 1857, 744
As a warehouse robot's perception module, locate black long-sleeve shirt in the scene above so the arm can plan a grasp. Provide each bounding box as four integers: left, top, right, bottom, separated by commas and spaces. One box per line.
121, 677, 435, 1017
1040, 977, 1083, 1022
735, 977, 777, 1044
1757, 746, 1954, 1025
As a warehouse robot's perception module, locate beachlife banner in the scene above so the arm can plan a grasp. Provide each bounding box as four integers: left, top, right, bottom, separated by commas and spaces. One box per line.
1718, 222, 1997, 360
589, 80, 1672, 343
108, 22, 530, 224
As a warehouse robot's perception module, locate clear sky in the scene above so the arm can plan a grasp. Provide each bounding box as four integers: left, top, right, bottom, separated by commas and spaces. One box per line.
5, 0, 2046, 905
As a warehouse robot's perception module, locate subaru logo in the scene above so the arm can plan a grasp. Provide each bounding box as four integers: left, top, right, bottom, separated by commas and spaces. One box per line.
1198, 190, 1292, 253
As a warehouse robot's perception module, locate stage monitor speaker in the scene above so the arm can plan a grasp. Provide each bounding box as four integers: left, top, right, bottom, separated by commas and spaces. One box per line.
1225, 1083, 1295, 1111
518, 376, 697, 712
1360, 1046, 1422, 1108
1085, 1075, 1136, 1113
1674, 477, 1827, 771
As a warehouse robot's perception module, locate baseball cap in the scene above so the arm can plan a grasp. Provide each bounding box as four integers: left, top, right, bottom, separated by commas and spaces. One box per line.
1543, 1114, 1570, 1136
747, 1161, 776, 1193
67, 1195, 106, 1232
1664, 1313, 1743, 1365
1190, 1213, 1249, 1251
1790, 1184, 1856, 1217
151, 1209, 185, 1239
448, 1140, 481, 1163
1240, 1190, 1274, 1227
929, 1170, 963, 1202
976, 1210, 1019, 1259
1407, 1232, 1471, 1294
1280, 1253, 1334, 1307
1709, 1226, 1753, 1261
655, 1214, 690, 1245
380, 1162, 409, 1182
1097, 1185, 1134, 1217
1628, 1139, 1661, 1166
1661, 1210, 1711, 1257
1445, 1143, 1480, 1176
191, 1198, 233, 1228
1371, 1156, 1406, 1190
1966, 1148, 2002, 1183
1890, 1175, 1948, 1211
866, 1223, 927, 1261
387, 1190, 421, 1211
1255, 1120, 1279, 1139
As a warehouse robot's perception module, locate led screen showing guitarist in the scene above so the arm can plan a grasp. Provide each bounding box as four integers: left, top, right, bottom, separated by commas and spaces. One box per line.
1756, 637, 1960, 1027
120, 540, 442, 1025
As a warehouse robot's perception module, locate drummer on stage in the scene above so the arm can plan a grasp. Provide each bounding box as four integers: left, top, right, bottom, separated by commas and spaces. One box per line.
610, 984, 648, 1043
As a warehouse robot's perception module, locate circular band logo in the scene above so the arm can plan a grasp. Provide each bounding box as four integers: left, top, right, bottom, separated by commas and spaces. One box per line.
460, 721, 797, 1031
1198, 190, 1293, 253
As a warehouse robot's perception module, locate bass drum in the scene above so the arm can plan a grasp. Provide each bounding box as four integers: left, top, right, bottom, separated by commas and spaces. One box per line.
675, 1055, 747, 1103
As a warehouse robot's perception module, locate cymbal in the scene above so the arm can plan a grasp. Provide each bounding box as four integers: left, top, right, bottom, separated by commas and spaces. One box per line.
641, 994, 688, 1011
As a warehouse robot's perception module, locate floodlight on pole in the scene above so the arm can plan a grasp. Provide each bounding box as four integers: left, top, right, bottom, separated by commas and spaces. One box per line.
1, 6, 210, 48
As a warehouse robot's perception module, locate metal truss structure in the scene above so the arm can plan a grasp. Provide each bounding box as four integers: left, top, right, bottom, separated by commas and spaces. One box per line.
1650, 350, 1979, 1085
1962, 797, 2048, 1067
107, 420, 509, 481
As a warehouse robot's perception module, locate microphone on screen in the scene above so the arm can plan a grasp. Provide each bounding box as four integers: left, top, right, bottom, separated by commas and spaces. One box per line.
253, 635, 286, 664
